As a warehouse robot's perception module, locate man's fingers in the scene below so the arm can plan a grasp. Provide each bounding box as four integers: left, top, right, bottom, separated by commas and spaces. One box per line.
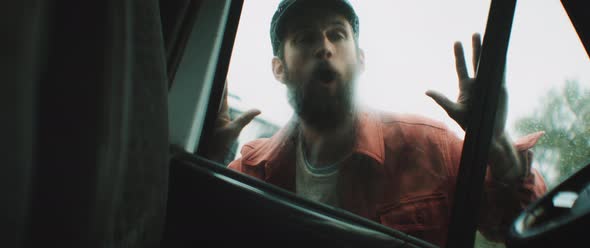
231, 109, 261, 130
472, 33, 482, 73
454, 42, 469, 81
426, 90, 457, 116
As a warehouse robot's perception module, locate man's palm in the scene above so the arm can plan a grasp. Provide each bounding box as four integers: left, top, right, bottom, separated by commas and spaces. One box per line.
425, 33, 508, 137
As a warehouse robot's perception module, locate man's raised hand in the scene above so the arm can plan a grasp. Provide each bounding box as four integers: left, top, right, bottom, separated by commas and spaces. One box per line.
426, 32, 508, 138
202, 81, 260, 163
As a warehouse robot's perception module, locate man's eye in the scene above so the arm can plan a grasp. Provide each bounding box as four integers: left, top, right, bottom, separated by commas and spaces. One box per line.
297, 36, 311, 43
294, 32, 314, 44
329, 31, 346, 41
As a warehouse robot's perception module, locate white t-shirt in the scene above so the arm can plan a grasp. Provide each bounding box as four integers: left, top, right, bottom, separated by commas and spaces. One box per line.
295, 139, 345, 208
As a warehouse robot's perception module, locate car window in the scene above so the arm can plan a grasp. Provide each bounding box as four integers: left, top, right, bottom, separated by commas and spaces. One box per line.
215, 0, 589, 247
474, 0, 590, 247
507, 0, 590, 191
224, 1, 491, 246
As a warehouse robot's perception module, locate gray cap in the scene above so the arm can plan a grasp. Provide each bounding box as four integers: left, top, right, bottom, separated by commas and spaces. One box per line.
270, 0, 360, 56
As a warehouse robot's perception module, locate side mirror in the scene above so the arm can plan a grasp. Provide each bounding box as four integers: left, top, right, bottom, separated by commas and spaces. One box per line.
506, 161, 590, 247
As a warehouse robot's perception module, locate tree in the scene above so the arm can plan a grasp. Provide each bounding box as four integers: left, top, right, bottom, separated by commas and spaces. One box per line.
513, 80, 590, 189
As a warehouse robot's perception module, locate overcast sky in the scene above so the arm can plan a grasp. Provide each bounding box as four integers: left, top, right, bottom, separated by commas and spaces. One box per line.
227, 0, 590, 138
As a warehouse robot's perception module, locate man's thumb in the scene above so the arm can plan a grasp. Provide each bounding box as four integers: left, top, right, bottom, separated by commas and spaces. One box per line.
232, 109, 261, 130
426, 90, 455, 115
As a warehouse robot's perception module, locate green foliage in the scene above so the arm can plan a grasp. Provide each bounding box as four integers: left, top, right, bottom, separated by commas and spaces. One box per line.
514, 80, 590, 188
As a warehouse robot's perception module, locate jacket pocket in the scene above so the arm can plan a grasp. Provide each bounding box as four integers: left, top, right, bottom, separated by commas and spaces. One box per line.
377, 193, 449, 233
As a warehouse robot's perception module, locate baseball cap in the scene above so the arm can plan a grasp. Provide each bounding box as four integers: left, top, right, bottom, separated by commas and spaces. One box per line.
270, 0, 360, 56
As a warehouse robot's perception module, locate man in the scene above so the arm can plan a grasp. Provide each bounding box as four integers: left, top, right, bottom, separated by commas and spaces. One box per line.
207, 0, 547, 246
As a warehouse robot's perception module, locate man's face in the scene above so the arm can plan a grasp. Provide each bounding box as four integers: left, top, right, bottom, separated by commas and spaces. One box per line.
272, 11, 365, 131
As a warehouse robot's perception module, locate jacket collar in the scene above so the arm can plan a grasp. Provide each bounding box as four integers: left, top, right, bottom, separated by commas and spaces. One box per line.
241, 110, 385, 168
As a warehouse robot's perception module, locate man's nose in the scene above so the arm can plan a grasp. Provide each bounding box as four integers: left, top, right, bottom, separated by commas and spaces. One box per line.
314, 35, 334, 60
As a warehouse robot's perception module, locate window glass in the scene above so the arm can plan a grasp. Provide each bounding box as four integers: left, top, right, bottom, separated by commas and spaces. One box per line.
474, 0, 590, 247
506, 0, 590, 189
221, 1, 587, 247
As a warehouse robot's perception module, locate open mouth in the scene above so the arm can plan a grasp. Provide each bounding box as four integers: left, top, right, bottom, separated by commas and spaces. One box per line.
313, 66, 337, 85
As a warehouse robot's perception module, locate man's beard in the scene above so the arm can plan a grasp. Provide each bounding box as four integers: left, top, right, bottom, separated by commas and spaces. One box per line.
286, 62, 357, 131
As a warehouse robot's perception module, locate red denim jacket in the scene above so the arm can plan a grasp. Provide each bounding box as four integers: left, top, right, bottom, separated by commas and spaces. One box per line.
228, 110, 547, 246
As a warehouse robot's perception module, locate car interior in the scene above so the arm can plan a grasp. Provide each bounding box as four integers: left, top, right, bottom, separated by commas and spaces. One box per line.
3, 0, 589, 247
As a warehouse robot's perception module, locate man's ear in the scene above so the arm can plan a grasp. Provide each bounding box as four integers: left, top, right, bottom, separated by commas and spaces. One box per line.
358, 48, 366, 72
272, 57, 286, 84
